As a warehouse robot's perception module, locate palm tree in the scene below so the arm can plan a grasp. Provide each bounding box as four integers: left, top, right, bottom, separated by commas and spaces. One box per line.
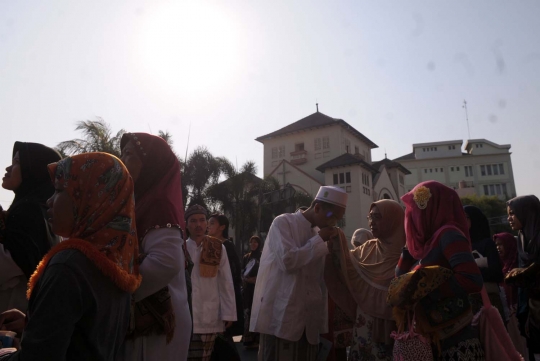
207, 158, 262, 255
181, 146, 223, 209
56, 118, 125, 157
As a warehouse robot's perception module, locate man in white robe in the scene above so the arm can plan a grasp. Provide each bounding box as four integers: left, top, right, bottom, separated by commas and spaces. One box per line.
250, 186, 348, 361
185, 205, 237, 361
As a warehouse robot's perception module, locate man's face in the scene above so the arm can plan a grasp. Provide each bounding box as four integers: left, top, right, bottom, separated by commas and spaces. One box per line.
313, 203, 345, 228
187, 214, 208, 237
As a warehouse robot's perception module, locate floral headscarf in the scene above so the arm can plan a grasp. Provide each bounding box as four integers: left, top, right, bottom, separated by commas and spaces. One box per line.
27, 153, 141, 298
402, 181, 470, 260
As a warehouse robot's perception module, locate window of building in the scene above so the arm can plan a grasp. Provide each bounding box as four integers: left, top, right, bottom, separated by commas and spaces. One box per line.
499, 164, 504, 175
424, 169, 427, 173
487, 165, 492, 176
333, 174, 338, 185
430, 169, 433, 173
272, 147, 278, 159
465, 165, 473, 177
314, 138, 321, 150
346, 172, 351, 183
346, 186, 351, 193
493, 164, 499, 175
502, 183, 507, 195
323, 151, 330, 158
457, 166, 460, 171
495, 184, 501, 195
435, 168, 438, 172
322, 136, 330, 149
383, 193, 391, 199
278, 146, 285, 158
339, 173, 345, 184
483, 185, 489, 195
481, 165, 486, 176
435, 147, 437, 151
295, 143, 304, 152
440, 168, 443, 172
451, 167, 454, 171
489, 184, 495, 194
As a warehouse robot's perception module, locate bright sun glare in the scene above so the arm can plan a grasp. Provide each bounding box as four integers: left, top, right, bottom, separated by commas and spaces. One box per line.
138, 2, 239, 97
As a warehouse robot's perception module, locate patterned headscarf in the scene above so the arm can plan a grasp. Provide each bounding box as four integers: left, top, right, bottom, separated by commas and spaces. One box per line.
402, 181, 470, 260
27, 153, 141, 298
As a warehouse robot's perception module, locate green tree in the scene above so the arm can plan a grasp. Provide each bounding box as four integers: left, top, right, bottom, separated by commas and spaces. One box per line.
461, 194, 513, 234
206, 158, 261, 255
56, 118, 126, 157
181, 146, 223, 209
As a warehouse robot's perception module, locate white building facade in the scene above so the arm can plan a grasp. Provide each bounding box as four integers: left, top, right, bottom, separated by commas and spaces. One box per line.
394, 139, 517, 199
256, 110, 409, 239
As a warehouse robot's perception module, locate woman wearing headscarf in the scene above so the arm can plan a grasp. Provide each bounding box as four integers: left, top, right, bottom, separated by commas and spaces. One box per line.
395, 181, 484, 360
325, 199, 405, 360
505, 195, 540, 360
0, 152, 141, 360
350, 228, 373, 249
242, 236, 262, 348
119, 133, 192, 361
0, 142, 61, 313
463, 205, 504, 318
495, 232, 529, 359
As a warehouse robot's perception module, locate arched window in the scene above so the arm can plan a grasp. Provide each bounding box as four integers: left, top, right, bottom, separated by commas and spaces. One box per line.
383, 193, 391, 199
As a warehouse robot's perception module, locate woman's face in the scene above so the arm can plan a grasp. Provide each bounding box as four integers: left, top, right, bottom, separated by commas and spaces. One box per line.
207, 217, 225, 238
46, 187, 76, 237
2, 151, 23, 191
121, 141, 143, 182
507, 206, 523, 231
368, 205, 388, 239
494, 237, 506, 258
249, 239, 259, 251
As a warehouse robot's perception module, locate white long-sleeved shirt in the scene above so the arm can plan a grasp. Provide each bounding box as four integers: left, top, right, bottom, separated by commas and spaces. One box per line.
187, 238, 237, 334
249, 211, 329, 345
120, 228, 192, 361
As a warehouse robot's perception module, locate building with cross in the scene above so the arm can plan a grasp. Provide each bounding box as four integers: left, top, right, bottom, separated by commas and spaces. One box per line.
255, 108, 516, 240
255, 108, 410, 239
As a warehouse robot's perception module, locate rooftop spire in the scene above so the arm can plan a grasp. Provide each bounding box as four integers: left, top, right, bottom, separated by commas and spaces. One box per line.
316, 102, 319, 112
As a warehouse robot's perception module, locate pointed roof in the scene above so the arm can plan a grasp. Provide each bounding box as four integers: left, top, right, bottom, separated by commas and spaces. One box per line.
255, 111, 378, 148
315, 153, 379, 173
372, 158, 411, 175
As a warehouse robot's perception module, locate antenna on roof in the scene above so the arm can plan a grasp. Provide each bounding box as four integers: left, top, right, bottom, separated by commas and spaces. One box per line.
462, 100, 471, 140
316, 102, 319, 112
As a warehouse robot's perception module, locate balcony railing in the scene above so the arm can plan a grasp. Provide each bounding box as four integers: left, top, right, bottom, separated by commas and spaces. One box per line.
290, 150, 307, 165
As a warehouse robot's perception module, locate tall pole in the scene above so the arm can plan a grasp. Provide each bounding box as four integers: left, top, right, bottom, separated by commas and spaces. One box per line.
463, 100, 471, 140
184, 122, 191, 165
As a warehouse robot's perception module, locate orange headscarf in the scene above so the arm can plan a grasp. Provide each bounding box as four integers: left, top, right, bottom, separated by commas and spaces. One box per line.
27, 152, 141, 298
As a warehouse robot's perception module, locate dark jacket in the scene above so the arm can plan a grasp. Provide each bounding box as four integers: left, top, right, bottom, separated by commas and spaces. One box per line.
2, 249, 131, 361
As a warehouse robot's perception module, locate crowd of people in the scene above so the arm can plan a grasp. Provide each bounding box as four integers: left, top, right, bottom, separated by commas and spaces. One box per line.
0, 136, 538, 361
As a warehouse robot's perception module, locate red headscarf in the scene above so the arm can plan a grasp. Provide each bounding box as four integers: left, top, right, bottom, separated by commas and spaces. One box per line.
401, 181, 470, 260
28, 153, 141, 298
494, 232, 518, 275
120, 133, 185, 239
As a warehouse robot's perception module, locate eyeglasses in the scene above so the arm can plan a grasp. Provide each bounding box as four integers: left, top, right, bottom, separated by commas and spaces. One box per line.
366, 214, 383, 222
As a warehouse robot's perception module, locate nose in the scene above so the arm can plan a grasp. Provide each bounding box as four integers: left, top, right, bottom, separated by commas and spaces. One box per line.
46, 195, 54, 208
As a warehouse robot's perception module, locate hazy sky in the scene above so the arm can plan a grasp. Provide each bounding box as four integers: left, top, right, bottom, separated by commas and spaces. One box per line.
1, 0, 539, 208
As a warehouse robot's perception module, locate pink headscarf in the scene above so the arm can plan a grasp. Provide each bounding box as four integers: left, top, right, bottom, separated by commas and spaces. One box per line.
120, 133, 186, 239
401, 181, 470, 260
494, 232, 518, 275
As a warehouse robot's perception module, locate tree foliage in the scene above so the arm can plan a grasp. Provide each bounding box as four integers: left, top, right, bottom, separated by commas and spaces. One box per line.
460, 194, 513, 234
56, 118, 125, 157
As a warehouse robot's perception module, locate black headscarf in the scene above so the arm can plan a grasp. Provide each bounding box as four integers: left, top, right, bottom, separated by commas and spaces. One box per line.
2, 142, 61, 278
463, 205, 492, 243
507, 195, 540, 267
